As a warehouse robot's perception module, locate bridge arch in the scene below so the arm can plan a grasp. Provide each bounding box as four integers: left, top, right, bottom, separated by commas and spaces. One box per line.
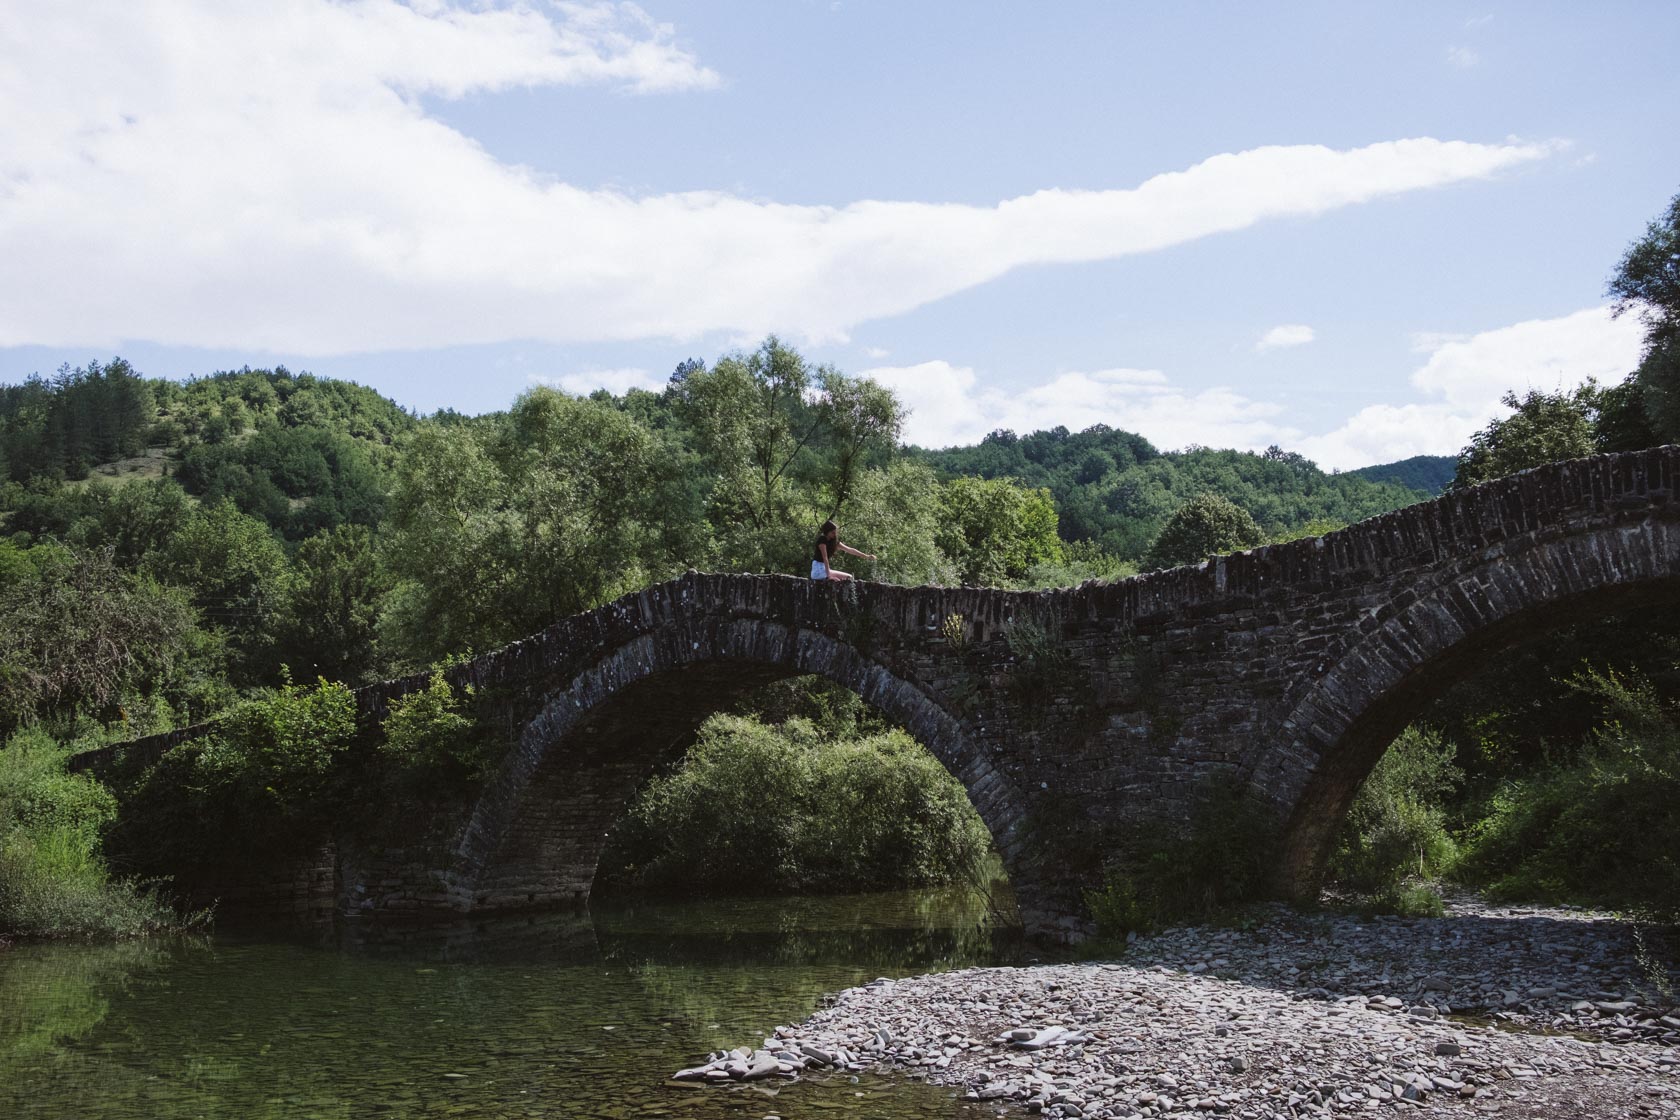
444, 613, 1028, 913
1258, 514, 1680, 895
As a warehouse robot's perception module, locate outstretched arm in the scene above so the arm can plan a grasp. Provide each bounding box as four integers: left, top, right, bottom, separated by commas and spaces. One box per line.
837, 541, 875, 560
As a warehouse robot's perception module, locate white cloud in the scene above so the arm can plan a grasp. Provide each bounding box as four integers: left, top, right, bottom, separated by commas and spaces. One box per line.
864, 346, 891, 359
1297, 306, 1645, 469
1407, 330, 1470, 353
1446, 45, 1480, 69
0, 3, 1559, 355
861, 360, 1297, 452
1466, 14, 1494, 28
1256, 324, 1316, 351
531, 366, 664, 395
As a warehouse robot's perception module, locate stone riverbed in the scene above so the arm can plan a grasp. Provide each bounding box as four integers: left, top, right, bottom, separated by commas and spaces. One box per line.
674, 896, 1680, 1118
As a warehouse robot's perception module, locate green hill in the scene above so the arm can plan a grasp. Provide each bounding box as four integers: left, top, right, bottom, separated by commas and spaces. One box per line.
912, 426, 1429, 559
1345, 454, 1456, 496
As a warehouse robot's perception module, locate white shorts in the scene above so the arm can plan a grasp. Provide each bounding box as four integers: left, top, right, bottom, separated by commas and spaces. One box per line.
811, 560, 828, 580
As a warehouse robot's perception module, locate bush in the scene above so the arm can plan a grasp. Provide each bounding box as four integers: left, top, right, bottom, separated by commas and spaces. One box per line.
602, 713, 992, 895
0, 729, 181, 937
377, 671, 487, 782
193, 676, 357, 824
1017, 540, 1136, 589
1454, 669, 1680, 919
108, 677, 357, 870
1331, 726, 1460, 895
1355, 882, 1447, 919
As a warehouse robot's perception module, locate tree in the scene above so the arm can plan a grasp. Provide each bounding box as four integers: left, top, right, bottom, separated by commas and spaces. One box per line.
1447, 388, 1599, 490
151, 500, 290, 683
1144, 493, 1262, 569
382, 391, 690, 663
273, 525, 388, 684
936, 476, 1064, 585
673, 336, 823, 569
670, 337, 907, 572
1608, 189, 1680, 442
842, 461, 956, 586
0, 545, 197, 734
818, 370, 901, 517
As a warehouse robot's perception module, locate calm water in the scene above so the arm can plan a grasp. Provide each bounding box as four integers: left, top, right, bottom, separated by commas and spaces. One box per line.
1, 887, 1022, 1119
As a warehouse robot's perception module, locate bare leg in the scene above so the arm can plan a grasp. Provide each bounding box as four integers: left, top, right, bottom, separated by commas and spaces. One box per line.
826, 568, 853, 581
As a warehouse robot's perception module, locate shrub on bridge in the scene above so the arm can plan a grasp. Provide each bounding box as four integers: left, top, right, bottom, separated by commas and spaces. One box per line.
377, 671, 490, 783
107, 678, 357, 870
602, 713, 992, 896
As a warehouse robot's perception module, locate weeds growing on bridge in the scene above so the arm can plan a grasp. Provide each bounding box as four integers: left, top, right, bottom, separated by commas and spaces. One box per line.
1076, 778, 1282, 940
104, 672, 491, 886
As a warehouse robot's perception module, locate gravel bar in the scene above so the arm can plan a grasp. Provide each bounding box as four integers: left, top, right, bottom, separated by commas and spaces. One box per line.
677, 896, 1680, 1118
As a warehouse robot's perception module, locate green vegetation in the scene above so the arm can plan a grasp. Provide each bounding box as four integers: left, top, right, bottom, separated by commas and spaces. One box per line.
0, 730, 184, 937
1345, 454, 1456, 495
1328, 727, 1459, 916
600, 712, 992, 896
1455, 668, 1680, 919
1322, 668, 1680, 923
1143, 492, 1263, 569
1608, 189, 1680, 445
915, 432, 1423, 561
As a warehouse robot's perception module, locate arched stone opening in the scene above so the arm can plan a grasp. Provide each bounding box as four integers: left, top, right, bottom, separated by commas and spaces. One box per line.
445, 618, 1028, 916
1261, 519, 1680, 896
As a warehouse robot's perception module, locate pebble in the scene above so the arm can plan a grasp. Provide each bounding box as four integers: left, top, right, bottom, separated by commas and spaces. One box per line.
677, 895, 1680, 1117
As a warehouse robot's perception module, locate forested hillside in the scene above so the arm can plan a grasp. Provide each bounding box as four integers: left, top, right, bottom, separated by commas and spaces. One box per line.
912, 428, 1424, 558
1, 341, 1433, 730
1345, 454, 1456, 495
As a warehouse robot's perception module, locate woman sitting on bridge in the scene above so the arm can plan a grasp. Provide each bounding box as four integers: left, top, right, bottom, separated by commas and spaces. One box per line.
812, 520, 874, 581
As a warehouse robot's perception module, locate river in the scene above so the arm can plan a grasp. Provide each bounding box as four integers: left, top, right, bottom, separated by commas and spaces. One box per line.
1, 885, 1023, 1118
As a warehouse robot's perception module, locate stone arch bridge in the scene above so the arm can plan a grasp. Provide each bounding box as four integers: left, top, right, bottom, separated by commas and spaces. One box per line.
91, 447, 1680, 936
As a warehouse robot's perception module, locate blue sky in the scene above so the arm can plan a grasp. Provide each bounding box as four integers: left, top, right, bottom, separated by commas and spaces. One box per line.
3, 2, 1676, 468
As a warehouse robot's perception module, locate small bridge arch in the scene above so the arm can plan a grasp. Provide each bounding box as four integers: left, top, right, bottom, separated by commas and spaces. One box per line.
1260, 512, 1680, 893
445, 609, 1031, 912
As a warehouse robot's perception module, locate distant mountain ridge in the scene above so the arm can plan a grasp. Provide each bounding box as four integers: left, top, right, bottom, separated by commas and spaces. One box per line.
1345, 455, 1456, 496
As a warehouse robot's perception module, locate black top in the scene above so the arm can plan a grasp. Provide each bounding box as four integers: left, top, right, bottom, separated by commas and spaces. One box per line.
814, 534, 837, 564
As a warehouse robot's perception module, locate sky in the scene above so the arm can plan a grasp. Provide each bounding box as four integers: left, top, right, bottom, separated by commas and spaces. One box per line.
2, 2, 1677, 469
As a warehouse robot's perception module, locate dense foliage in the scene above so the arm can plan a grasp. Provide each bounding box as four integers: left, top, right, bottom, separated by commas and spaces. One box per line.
1143, 492, 1263, 569
0, 730, 183, 937
1454, 668, 1679, 919
1328, 727, 1460, 915
1609, 189, 1680, 444
601, 712, 993, 896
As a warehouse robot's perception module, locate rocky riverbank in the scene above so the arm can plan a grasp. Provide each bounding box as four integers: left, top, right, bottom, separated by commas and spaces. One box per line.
675, 896, 1680, 1117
